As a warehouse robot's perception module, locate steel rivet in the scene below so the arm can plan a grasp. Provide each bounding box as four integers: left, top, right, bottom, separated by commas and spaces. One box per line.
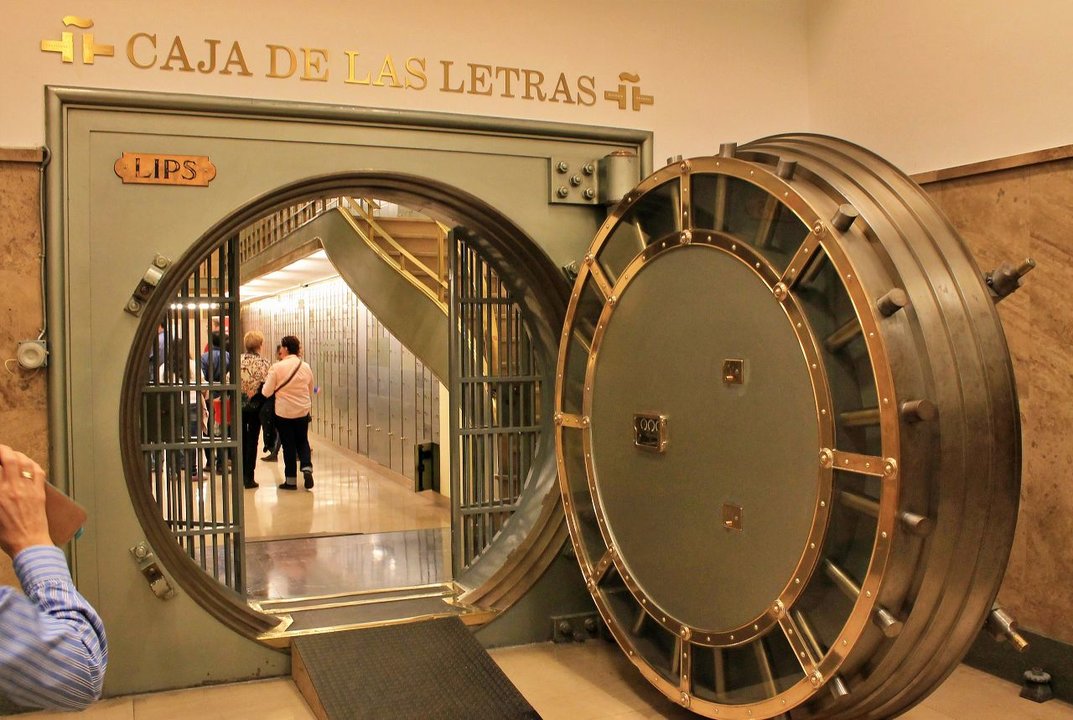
866, 590, 873, 598
881, 531, 888, 539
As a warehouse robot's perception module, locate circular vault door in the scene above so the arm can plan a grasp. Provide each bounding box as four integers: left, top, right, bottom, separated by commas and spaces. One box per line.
554, 136, 1021, 719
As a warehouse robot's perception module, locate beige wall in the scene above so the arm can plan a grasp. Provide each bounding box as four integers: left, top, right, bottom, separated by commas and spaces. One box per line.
922, 157, 1073, 645
807, 0, 1073, 173
2, 0, 810, 163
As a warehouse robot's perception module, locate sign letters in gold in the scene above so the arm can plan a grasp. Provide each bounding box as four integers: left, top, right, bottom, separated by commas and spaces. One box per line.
42, 17, 655, 112
114, 153, 217, 187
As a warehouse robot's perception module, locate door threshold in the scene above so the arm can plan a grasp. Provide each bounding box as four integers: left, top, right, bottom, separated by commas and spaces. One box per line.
253, 582, 498, 649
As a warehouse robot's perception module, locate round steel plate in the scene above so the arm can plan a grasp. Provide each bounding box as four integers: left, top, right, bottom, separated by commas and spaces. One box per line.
590, 245, 819, 632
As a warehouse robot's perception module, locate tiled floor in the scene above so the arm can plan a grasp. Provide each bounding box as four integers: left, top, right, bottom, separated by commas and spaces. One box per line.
245, 527, 450, 600
20, 641, 1073, 719
243, 434, 450, 540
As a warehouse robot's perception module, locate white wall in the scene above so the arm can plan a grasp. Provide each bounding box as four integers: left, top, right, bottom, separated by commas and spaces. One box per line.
2, 0, 811, 165
806, 0, 1073, 173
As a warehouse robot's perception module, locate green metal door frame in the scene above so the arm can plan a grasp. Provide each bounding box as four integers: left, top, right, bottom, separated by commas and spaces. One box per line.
44, 85, 651, 695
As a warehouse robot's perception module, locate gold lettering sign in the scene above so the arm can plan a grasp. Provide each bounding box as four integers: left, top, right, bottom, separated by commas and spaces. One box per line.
41, 17, 655, 112
113, 153, 217, 187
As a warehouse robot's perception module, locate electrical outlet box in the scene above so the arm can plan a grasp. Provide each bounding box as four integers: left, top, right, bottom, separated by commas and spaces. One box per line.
16, 339, 48, 369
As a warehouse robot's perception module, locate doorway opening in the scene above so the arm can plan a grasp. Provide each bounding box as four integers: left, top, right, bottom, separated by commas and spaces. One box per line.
121, 173, 568, 641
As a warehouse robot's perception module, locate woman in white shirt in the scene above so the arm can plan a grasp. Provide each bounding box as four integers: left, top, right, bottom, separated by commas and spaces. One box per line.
261, 335, 315, 490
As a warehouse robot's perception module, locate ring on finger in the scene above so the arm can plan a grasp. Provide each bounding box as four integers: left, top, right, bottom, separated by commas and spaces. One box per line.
19, 470, 33, 480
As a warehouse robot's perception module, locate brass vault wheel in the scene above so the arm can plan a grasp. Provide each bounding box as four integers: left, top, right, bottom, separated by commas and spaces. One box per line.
554, 135, 1020, 719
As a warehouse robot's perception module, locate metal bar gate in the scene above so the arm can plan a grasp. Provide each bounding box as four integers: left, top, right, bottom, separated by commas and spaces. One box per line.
449, 230, 542, 572
141, 237, 245, 592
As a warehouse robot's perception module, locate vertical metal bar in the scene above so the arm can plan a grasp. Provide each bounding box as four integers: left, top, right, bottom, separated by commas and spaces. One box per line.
227, 236, 242, 591
188, 273, 200, 561
210, 245, 223, 583
481, 255, 491, 554
714, 648, 727, 696
447, 231, 463, 576
754, 639, 779, 698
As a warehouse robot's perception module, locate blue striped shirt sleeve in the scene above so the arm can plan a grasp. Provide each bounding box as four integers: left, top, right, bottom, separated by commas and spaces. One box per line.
0, 545, 108, 710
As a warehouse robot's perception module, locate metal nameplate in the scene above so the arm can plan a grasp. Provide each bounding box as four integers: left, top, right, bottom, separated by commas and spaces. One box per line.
114, 152, 217, 187
633, 413, 667, 453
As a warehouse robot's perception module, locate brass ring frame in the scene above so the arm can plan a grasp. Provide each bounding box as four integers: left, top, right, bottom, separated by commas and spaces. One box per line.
555, 154, 903, 718
118, 171, 570, 642
582, 231, 836, 648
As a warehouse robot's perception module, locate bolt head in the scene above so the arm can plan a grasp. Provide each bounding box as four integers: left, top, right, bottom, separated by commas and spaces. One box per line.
813, 221, 825, 235
557, 186, 569, 199
819, 448, 834, 469
556, 161, 569, 173
773, 282, 789, 301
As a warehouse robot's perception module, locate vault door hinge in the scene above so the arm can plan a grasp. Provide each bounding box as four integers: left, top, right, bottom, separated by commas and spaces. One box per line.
124, 255, 171, 316
548, 151, 640, 206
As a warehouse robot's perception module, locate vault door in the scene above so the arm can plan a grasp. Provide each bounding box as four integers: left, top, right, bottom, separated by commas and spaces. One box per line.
141, 239, 245, 591
50, 87, 650, 696
449, 229, 545, 575
555, 136, 1020, 719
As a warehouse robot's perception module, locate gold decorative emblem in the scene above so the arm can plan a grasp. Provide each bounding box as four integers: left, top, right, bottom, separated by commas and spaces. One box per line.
40, 17, 114, 64
113, 153, 217, 187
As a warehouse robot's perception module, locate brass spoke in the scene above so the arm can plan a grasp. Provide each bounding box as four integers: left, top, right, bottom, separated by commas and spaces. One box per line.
782, 234, 823, 288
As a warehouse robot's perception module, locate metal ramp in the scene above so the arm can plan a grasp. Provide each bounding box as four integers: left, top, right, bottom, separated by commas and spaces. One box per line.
290, 616, 540, 720
253, 582, 496, 649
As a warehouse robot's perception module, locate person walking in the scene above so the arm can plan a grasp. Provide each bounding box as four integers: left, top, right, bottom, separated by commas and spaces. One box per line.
261, 335, 315, 490
260, 344, 283, 462
239, 331, 271, 490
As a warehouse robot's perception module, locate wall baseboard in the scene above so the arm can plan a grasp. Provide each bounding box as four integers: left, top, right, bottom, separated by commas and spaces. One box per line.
964, 627, 1073, 704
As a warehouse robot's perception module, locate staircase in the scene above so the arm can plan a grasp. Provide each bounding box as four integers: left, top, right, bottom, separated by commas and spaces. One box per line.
238, 197, 451, 380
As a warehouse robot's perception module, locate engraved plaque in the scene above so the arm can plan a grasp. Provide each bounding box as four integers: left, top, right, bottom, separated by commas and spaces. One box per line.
633, 413, 667, 453
114, 152, 217, 187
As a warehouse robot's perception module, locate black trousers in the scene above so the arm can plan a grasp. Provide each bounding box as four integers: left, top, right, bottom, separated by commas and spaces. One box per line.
241, 406, 262, 484
274, 414, 312, 481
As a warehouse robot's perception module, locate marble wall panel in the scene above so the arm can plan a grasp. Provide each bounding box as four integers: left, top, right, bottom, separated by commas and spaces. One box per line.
0, 157, 48, 588
923, 157, 1073, 645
